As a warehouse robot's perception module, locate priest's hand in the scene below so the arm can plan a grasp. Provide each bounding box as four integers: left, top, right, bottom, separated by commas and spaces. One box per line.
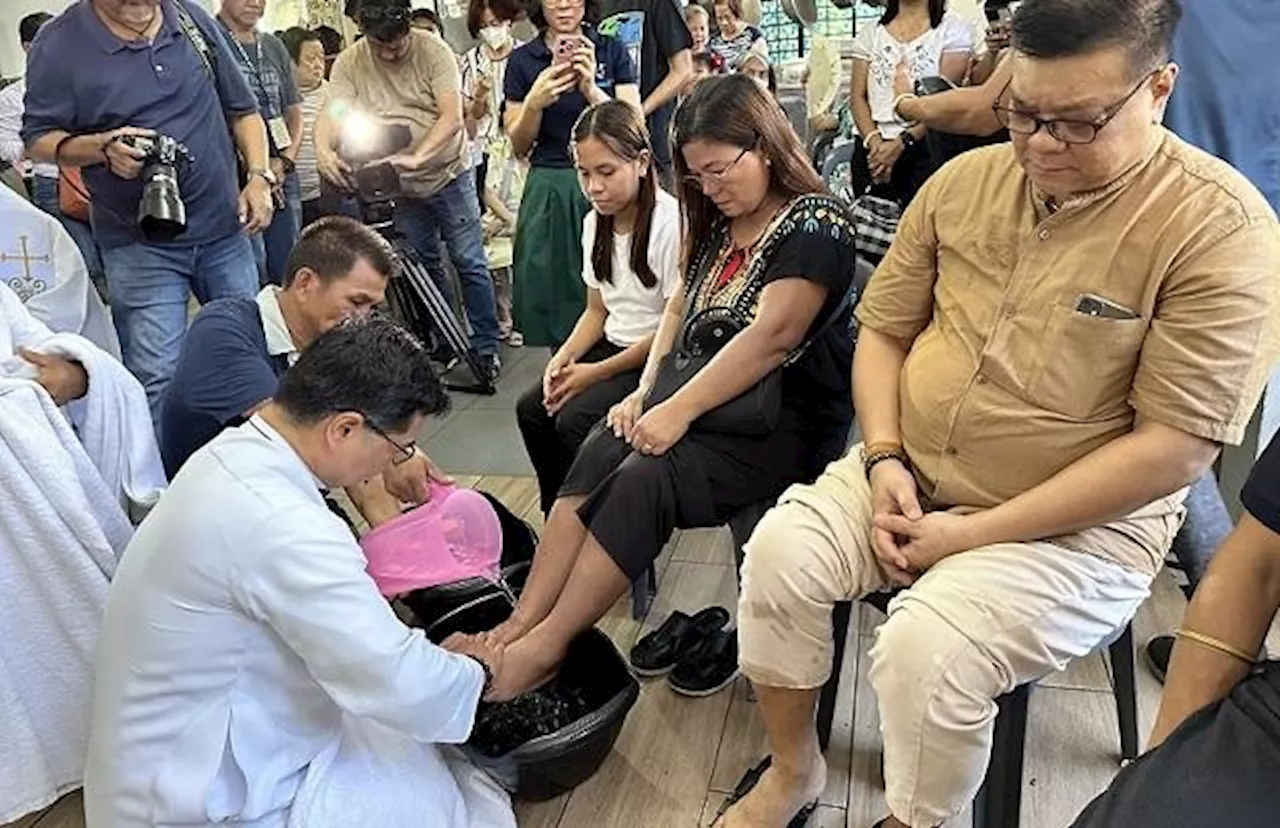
19, 348, 88, 405
441, 632, 504, 698
382, 448, 453, 504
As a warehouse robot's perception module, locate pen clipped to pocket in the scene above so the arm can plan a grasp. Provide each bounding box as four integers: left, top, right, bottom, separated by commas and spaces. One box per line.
1074, 293, 1140, 320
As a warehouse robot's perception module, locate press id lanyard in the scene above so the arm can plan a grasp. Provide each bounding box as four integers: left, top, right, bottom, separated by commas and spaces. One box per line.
220, 22, 293, 151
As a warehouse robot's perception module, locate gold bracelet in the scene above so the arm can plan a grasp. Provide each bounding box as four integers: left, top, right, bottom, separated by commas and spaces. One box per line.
1173, 628, 1259, 666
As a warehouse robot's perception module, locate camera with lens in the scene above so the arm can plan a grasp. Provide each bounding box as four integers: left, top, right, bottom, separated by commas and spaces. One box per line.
120, 133, 194, 242
338, 119, 413, 226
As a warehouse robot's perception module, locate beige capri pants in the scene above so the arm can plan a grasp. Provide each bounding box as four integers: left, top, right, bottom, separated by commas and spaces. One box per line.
737, 448, 1183, 827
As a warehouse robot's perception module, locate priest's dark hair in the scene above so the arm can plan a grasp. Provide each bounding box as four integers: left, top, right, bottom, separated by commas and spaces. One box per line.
275, 317, 451, 433
284, 216, 400, 287
1012, 0, 1182, 78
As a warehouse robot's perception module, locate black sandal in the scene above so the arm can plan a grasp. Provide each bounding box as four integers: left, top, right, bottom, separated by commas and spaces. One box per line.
709, 756, 817, 827
629, 606, 729, 677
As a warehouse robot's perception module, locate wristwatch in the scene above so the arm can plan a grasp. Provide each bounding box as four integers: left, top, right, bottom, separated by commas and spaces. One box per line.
248, 167, 278, 186
899, 131, 918, 149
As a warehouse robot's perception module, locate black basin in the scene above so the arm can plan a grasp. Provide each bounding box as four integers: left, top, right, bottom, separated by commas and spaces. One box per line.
401, 560, 530, 627
425, 590, 640, 801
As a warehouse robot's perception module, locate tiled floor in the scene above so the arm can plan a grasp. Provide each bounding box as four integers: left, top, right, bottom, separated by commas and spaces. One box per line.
4, 349, 1195, 828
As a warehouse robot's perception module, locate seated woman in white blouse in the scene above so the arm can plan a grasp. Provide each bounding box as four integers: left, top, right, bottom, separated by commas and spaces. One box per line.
516, 100, 681, 516
850, 0, 974, 205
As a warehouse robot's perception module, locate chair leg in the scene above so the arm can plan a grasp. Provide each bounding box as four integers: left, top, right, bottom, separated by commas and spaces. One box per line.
974, 684, 1030, 828
630, 563, 656, 621
1108, 622, 1140, 762
816, 601, 853, 751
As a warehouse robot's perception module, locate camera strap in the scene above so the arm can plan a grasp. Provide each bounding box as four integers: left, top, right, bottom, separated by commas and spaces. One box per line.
173, 0, 218, 83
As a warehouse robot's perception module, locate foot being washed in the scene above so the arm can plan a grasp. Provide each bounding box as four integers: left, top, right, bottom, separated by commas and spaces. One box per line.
483, 631, 565, 702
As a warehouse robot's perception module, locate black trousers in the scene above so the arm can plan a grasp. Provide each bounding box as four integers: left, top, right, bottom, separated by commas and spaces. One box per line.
851, 138, 935, 207
1070, 661, 1280, 827
516, 340, 641, 515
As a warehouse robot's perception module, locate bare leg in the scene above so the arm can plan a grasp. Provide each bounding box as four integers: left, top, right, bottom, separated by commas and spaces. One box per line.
344, 476, 402, 528
487, 530, 630, 700
488, 495, 590, 644
722, 685, 827, 828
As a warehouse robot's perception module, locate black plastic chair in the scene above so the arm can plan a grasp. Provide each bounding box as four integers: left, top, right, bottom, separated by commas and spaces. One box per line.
727, 505, 1141, 828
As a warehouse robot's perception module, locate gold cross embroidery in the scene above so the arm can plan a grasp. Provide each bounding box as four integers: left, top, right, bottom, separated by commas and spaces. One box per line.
1, 235, 51, 302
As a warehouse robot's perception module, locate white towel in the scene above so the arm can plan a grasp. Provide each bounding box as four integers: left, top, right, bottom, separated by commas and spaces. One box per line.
0, 379, 128, 824
3, 332, 166, 511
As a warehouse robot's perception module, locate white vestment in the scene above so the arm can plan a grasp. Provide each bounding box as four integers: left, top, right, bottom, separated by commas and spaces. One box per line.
0, 284, 158, 823
85, 418, 516, 828
0, 183, 118, 358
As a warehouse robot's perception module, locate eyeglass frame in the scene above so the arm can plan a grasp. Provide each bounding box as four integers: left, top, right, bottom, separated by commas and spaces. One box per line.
991, 69, 1161, 146
363, 417, 418, 465
682, 139, 758, 189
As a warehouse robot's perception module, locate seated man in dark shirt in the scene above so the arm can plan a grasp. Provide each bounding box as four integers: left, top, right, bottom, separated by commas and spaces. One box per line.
1071, 430, 1280, 827
160, 216, 445, 523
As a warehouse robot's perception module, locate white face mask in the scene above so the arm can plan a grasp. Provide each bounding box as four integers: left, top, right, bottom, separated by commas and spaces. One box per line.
480, 24, 510, 49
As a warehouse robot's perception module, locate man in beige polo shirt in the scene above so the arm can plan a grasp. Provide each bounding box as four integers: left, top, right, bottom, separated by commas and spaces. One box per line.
723, 1, 1280, 827
316, 0, 502, 380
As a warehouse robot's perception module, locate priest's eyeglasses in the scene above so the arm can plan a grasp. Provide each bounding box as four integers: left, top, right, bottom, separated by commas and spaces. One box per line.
366, 420, 417, 465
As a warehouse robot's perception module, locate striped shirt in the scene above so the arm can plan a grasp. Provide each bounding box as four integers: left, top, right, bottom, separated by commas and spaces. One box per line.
297, 81, 328, 202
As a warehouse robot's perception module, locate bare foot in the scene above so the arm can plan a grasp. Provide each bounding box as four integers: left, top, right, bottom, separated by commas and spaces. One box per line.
721, 750, 826, 828
485, 612, 535, 647
485, 633, 563, 702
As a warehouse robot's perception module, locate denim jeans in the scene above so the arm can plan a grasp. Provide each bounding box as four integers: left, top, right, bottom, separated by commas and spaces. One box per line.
101, 232, 258, 428
394, 172, 500, 356
252, 172, 302, 285
29, 174, 106, 296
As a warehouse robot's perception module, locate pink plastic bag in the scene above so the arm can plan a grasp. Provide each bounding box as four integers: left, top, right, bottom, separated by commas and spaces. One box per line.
360, 482, 504, 597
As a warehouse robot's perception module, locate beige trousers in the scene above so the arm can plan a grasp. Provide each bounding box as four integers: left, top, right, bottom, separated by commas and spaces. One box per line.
738, 450, 1180, 827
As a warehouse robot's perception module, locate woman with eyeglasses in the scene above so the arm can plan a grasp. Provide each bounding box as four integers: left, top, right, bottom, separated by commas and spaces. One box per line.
850, 0, 974, 205
503, 0, 640, 348
469, 76, 857, 702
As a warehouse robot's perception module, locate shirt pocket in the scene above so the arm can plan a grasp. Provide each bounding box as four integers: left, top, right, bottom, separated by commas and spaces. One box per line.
1027, 302, 1148, 421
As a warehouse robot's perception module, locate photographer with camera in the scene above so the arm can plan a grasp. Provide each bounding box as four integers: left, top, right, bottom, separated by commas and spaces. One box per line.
316, 0, 504, 381
21, 0, 275, 426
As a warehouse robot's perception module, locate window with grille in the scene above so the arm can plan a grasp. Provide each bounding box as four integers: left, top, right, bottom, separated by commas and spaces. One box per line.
757, 1, 884, 62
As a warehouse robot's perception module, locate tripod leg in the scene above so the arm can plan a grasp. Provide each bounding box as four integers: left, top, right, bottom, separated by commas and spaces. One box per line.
393, 240, 495, 395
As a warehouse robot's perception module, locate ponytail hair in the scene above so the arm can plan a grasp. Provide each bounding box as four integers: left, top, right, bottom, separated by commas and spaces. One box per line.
572, 100, 658, 289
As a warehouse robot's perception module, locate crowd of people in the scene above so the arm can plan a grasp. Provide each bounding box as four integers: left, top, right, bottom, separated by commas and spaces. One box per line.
2, 0, 1280, 827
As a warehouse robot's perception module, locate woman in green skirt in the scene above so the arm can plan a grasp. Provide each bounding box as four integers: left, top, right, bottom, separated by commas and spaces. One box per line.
502, 0, 639, 347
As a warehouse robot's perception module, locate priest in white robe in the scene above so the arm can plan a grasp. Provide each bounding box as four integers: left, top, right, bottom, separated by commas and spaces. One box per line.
0, 282, 163, 824
85, 318, 515, 828
0, 182, 118, 358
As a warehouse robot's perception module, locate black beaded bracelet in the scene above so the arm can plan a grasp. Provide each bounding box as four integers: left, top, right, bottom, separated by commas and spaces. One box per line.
862, 448, 911, 479
464, 654, 493, 696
